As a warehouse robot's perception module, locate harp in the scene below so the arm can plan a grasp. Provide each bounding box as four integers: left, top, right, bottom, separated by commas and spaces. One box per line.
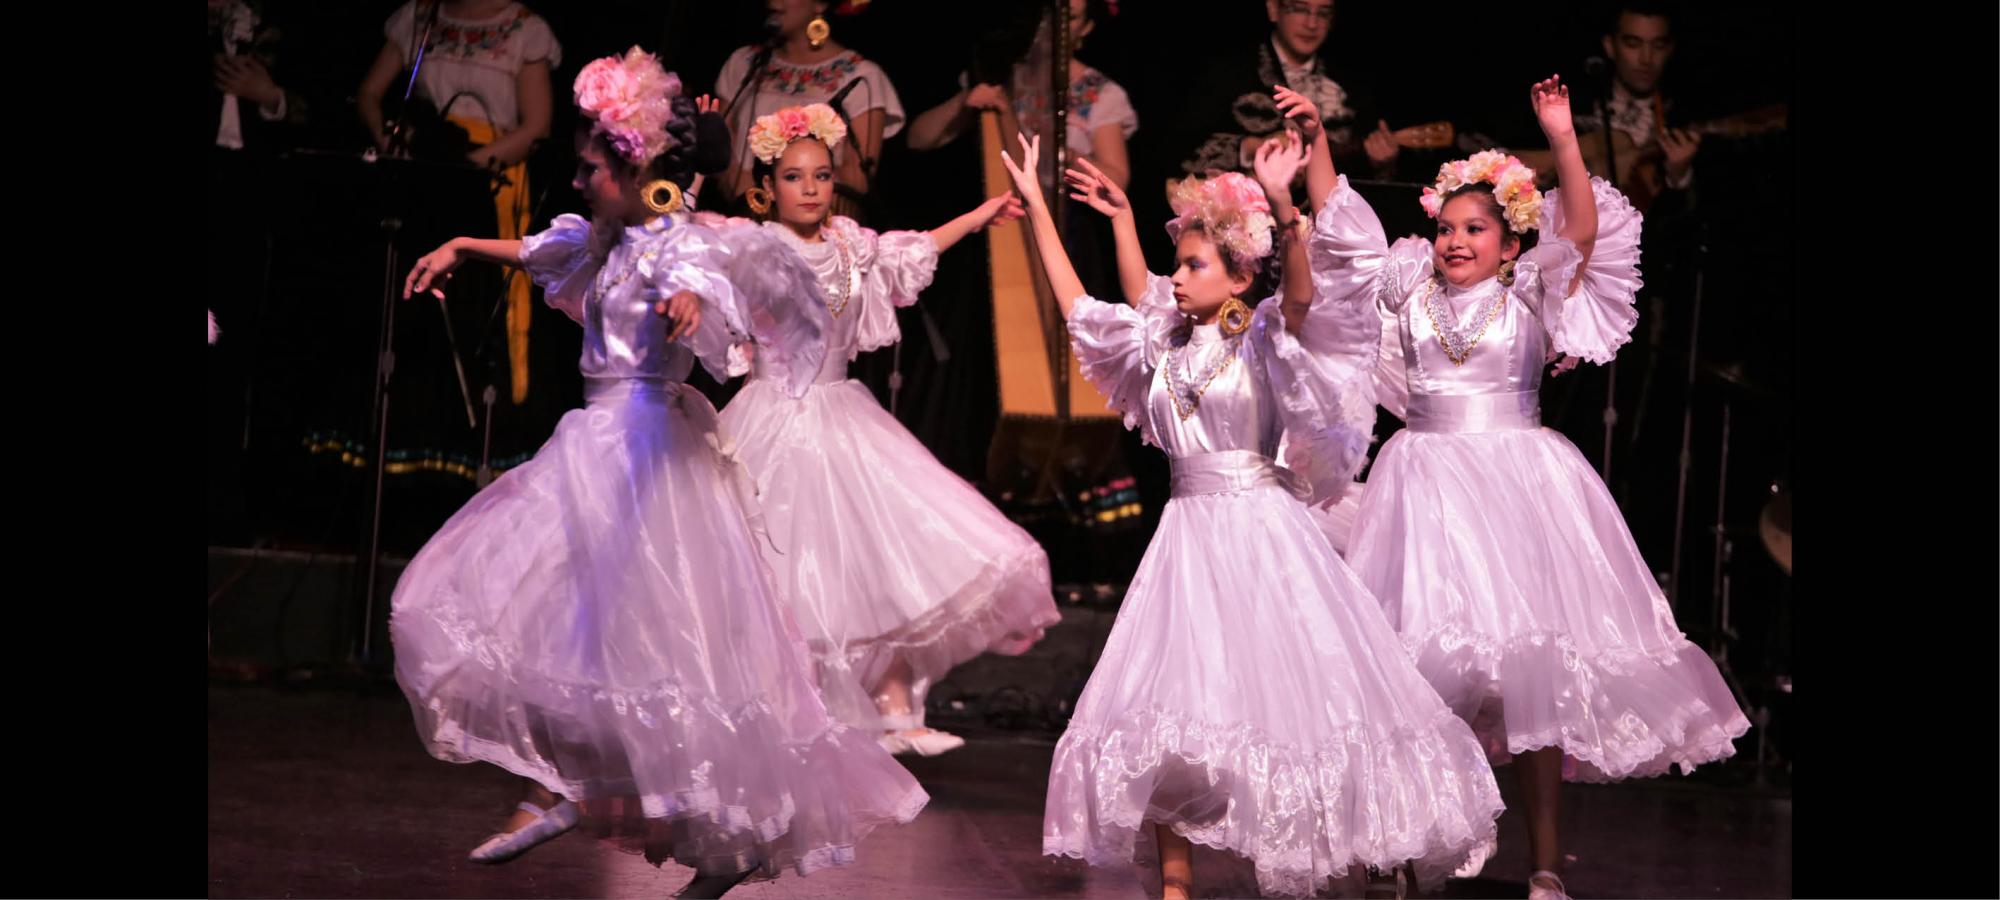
979, 3, 1125, 500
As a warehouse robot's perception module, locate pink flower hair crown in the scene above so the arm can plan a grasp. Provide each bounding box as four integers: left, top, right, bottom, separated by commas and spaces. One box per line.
573, 47, 683, 167
1165, 172, 1276, 269
748, 103, 847, 165
1419, 150, 1543, 234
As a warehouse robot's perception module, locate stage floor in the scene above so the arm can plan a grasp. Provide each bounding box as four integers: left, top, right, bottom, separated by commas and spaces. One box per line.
209, 684, 1788, 898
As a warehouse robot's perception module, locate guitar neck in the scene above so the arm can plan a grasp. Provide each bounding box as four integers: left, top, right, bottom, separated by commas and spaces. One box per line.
1681, 104, 1788, 138
1390, 121, 1455, 151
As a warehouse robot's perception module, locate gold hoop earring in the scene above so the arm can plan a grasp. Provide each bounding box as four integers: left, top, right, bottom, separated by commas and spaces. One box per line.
806, 15, 830, 49
642, 179, 684, 215
1497, 259, 1517, 287
745, 186, 773, 216
1218, 296, 1252, 336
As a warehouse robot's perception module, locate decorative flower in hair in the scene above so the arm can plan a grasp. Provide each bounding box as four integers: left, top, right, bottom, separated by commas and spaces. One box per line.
1419, 149, 1543, 233
574, 46, 682, 166
1165, 172, 1276, 269
748, 103, 848, 164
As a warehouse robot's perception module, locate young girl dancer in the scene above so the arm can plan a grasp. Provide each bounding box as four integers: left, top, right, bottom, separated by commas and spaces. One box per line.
1295, 77, 1750, 900
715, 102, 1061, 757
1004, 130, 1503, 898
389, 48, 926, 897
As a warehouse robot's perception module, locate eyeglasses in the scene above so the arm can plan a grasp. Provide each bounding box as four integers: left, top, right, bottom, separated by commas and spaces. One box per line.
1280, 3, 1334, 23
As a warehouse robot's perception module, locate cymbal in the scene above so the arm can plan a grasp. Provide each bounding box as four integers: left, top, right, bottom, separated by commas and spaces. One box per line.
1700, 360, 1782, 402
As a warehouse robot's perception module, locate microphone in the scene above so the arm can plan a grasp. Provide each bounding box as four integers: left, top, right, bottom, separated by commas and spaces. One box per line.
736, 16, 782, 99
1583, 55, 1611, 81
827, 76, 865, 124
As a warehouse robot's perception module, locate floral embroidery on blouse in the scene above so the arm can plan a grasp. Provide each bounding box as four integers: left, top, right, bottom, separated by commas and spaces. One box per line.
761, 52, 864, 96
413, 2, 537, 64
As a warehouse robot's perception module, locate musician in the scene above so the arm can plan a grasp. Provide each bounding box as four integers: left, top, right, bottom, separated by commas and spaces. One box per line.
1552, 2, 1710, 569
1579, 3, 1702, 198
906, 0, 1134, 304
210, 1, 311, 155
357, 0, 562, 405
907, 0, 1133, 190
1172, 0, 1400, 183
210, 0, 314, 544
712, 0, 904, 217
